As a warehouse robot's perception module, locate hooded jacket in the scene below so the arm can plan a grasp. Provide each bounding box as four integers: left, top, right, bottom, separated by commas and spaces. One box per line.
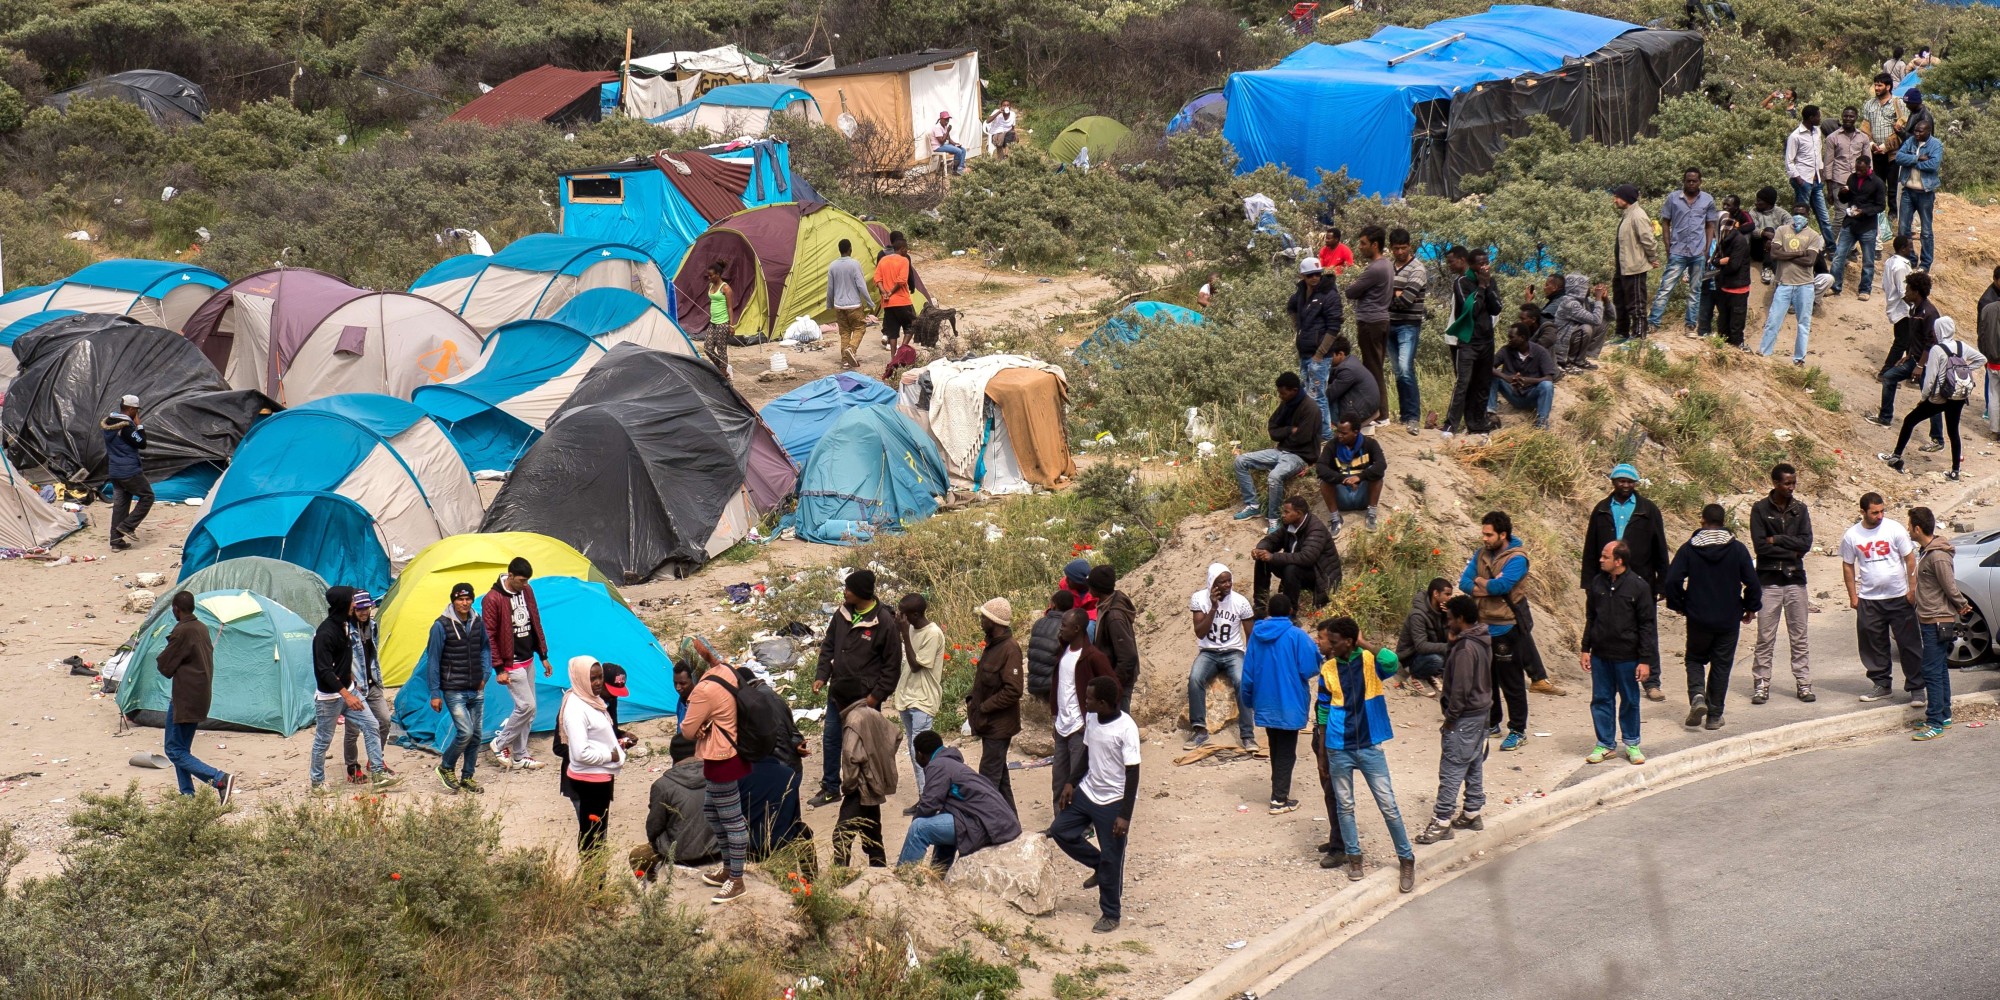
1617, 200, 1660, 276
913, 746, 1022, 855
1059, 559, 1099, 620
100, 415, 146, 480
1581, 491, 1670, 595
1396, 589, 1449, 663
1324, 354, 1381, 427
422, 603, 494, 695
1092, 590, 1141, 692
1709, 228, 1752, 290
1317, 647, 1397, 750
816, 599, 901, 705
645, 757, 719, 865
1258, 513, 1343, 596
1664, 528, 1762, 631
312, 586, 359, 696
1918, 317, 1989, 403
1239, 617, 1320, 731
966, 629, 1023, 740
1540, 274, 1609, 355
1441, 623, 1494, 720
1289, 278, 1344, 357
838, 698, 902, 805
1913, 534, 1965, 624
481, 576, 547, 670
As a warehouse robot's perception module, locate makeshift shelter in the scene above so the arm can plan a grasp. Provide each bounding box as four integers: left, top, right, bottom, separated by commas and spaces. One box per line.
793, 404, 947, 544
46, 70, 207, 126
377, 531, 618, 686
118, 591, 316, 735
409, 234, 670, 334
898, 355, 1075, 494
1048, 116, 1133, 166
652, 83, 822, 136
1168, 89, 1227, 135
1222, 6, 1703, 198
760, 371, 902, 466
392, 576, 676, 752
449, 64, 618, 127
412, 288, 697, 472
135, 557, 328, 644
672, 202, 922, 340
798, 49, 982, 168
1078, 300, 1204, 362
0, 259, 225, 336
180, 394, 482, 597
182, 268, 484, 405
621, 45, 777, 120
1, 313, 271, 486
482, 344, 795, 581
558, 140, 802, 274
0, 450, 80, 550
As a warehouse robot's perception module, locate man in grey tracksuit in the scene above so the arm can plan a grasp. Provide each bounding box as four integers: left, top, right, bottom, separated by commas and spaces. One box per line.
1417, 595, 1492, 844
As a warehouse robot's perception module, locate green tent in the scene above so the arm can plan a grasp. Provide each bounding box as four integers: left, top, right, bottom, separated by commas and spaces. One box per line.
117, 591, 318, 735
132, 556, 329, 645
1049, 115, 1133, 166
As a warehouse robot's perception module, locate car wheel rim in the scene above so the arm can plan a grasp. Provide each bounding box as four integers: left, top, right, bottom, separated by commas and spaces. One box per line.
1949, 608, 1989, 666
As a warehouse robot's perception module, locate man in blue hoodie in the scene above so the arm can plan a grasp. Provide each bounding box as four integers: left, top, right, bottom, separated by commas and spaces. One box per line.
1312, 616, 1414, 891
1240, 593, 1320, 815
1460, 512, 1534, 749
101, 394, 151, 550
423, 582, 495, 793
1662, 505, 1761, 730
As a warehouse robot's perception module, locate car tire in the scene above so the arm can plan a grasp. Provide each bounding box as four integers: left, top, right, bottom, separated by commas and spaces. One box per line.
1948, 605, 1991, 667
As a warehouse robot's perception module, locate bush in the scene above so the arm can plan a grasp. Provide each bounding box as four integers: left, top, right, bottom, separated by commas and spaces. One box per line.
938, 147, 1183, 268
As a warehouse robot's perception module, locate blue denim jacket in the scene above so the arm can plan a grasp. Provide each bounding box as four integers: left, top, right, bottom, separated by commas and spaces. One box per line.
1894, 136, 1942, 193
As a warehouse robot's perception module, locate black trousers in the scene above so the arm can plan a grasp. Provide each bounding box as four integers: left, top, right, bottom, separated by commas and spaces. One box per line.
1685, 623, 1740, 717
1513, 603, 1549, 683
1310, 724, 1350, 854
1715, 290, 1749, 346
1614, 273, 1649, 339
1874, 150, 1899, 219
1488, 629, 1529, 734
570, 778, 614, 856
979, 736, 1016, 815
110, 473, 155, 541
1266, 728, 1300, 802
833, 795, 886, 867
1253, 561, 1316, 613
1444, 342, 1495, 434
1895, 399, 1965, 471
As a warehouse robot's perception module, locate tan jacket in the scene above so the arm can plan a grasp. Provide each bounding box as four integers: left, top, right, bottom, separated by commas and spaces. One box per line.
682, 664, 740, 762
838, 700, 901, 805
1617, 202, 1659, 276
1913, 536, 1965, 624
1768, 224, 1824, 287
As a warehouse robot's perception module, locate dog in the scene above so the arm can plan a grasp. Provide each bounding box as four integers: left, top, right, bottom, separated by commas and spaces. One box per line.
907, 302, 961, 349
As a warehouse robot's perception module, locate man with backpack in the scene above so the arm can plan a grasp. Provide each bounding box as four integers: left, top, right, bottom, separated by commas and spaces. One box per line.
810, 570, 901, 808
1881, 315, 1987, 481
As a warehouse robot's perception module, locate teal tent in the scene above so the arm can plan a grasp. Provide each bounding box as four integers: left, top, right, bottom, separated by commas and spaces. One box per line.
135, 557, 329, 644
760, 372, 901, 466
117, 591, 318, 735
793, 404, 947, 545
1078, 300, 1203, 363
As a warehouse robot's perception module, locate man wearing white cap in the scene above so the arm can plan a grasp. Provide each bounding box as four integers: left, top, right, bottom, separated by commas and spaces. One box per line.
101, 393, 151, 550
965, 597, 1023, 815
930, 111, 967, 175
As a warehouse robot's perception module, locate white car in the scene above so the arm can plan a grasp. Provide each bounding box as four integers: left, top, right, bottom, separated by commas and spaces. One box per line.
1949, 529, 2000, 666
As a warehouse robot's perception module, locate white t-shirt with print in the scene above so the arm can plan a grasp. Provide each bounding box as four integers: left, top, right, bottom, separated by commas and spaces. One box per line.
1189, 588, 1254, 652
1840, 520, 1915, 600
1079, 711, 1142, 807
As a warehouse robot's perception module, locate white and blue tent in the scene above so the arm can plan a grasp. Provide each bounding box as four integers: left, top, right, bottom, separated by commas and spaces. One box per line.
651, 82, 822, 135
408, 234, 670, 335
411, 288, 698, 473
792, 404, 947, 545
0, 259, 226, 382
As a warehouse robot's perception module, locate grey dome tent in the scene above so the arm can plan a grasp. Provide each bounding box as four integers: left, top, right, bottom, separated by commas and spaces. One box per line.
46, 70, 209, 126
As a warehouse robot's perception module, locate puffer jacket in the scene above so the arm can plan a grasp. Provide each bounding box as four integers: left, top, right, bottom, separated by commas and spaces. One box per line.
1025, 609, 1064, 698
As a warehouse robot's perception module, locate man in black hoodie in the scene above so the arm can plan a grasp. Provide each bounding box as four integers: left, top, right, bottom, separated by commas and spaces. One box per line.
310, 586, 401, 793
1663, 505, 1763, 729
809, 569, 901, 808
1579, 464, 1670, 700
1233, 372, 1321, 532
1291, 256, 1344, 441
1091, 565, 1141, 714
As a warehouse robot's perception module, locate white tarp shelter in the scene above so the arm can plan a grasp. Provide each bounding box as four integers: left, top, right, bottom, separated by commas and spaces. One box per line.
798, 49, 981, 169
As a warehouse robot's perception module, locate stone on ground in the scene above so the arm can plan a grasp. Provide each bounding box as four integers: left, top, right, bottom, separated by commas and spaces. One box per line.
944, 833, 1065, 915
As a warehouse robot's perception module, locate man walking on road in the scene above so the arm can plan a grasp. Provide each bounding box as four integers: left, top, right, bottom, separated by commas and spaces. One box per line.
1750, 464, 1815, 703
1416, 595, 1491, 846
1612, 184, 1659, 342
1663, 505, 1761, 730
1580, 464, 1669, 701
1841, 493, 1924, 706
155, 591, 234, 802
1582, 541, 1658, 766
1908, 507, 1967, 740
485, 558, 552, 771
809, 569, 901, 808
1460, 511, 1533, 749
827, 238, 876, 370
1651, 167, 1716, 337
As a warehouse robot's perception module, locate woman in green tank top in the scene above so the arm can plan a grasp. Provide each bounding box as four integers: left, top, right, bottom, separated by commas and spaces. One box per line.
702, 262, 733, 377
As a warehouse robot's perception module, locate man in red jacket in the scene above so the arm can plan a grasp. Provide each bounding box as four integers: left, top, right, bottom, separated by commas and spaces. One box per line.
484, 557, 552, 770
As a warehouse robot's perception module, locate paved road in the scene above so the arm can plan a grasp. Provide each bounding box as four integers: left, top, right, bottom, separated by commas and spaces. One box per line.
1266, 726, 2000, 1000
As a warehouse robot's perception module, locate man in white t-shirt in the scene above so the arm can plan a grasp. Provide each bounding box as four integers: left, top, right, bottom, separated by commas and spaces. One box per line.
1048, 608, 1115, 807
930, 111, 967, 175
984, 99, 1018, 158
1185, 563, 1257, 751
1052, 675, 1141, 933
1839, 492, 1924, 703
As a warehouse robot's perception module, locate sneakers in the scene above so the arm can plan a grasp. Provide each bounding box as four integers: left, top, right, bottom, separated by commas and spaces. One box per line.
346, 763, 366, 784
1760, 267, 1774, 285
1398, 857, 1416, 893
1913, 725, 1947, 741
458, 776, 484, 795
1644, 686, 1666, 702
1183, 729, 1210, 751
1404, 422, 1421, 436
1266, 518, 1279, 534
1859, 685, 1894, 702
1703, 715, 1725, 731
1918, 440, 1945, 453
1878, 452, 1905, 473
1414, 820, 1454, 845
1082, 872, 1100, 889
1685, 696, 1708, 728
1450, 811, 1484, 831
1091, 917, 1120, 933
1530, 678, 1566, 696
1624, 745, 1645, 765
216, 773, 235, 806
371, 770, 403, 791
1487, 726, 1503, 739
702, 866, 730, 887
436, 766, 461, 793
710, 877, 747, 904
1269, 798, 1300, 815
1947, 469, 1962, 481
1233, 504, 1262, 521
309, 782, 334, 797
1751, 683, 1770, 705
1499, 732, 1525, 752
1345, 854, 1365, 881
1586, 745, 1614, 764
1364, 507, 1379, 530
490, 737, 517, 769
1797, 687, 1816, 703
514, 756, 546, 771
1864, 414, 1894, 427
806, 789, 840, 809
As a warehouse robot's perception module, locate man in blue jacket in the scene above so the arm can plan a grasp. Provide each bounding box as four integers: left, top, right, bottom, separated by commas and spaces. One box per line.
1894, 118, 1943, 271
1460, 512, 1535, 749
1240, 594, 1320, 815
423, 582, 495, 793
1313, 616, 1414, 892
1662, 505, 1762, 730
100, 394, 151, 550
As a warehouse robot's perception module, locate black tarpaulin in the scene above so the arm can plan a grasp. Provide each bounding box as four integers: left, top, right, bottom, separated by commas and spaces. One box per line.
46, 70, 209, 126
1, 314, 273, 485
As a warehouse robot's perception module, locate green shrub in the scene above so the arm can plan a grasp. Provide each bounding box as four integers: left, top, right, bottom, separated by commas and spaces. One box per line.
938, 147, 1183, 268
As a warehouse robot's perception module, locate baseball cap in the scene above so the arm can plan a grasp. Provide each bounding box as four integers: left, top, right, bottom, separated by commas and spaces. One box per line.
602, 662, 629, 698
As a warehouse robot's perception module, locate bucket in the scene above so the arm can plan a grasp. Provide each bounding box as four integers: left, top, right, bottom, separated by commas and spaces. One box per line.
770, 351, 791, 373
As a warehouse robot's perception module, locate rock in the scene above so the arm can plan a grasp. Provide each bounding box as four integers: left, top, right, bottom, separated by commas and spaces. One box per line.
123, 590, 155, 614
751, 637, 799, 671
944, 833, 1065, 915
134, 572, 167, 588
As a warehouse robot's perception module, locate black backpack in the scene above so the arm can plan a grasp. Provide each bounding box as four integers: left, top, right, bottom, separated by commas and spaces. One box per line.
699, 668, 786, 762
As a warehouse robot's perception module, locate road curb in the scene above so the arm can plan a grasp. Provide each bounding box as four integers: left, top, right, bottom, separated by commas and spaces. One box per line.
1164, 689, 2000, 1000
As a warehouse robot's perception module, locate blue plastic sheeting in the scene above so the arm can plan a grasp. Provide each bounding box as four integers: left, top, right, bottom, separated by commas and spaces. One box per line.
759, 372, 901, 466
1224, 5, 1638, 196
0, 308, 79, 347
794, 405, 947, 545
1894, 71, 1920, 98
559, 141, 795, 273
1168, 90, 1226, 135
390, 576, 677, 753
599, 81, 620, 118
1078, 300, 1204, 363
650, 83, 816, 123
59, 259, 226, 297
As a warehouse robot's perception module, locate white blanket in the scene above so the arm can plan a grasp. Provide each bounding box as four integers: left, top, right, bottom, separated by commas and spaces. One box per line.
920, 355, 1066, 477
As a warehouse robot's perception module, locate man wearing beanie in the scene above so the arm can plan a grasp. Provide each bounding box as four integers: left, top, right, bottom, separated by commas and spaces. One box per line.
1612, 184, 1659, 342
102, 393, 151, 550
1090, 565, 1141, 713
966, 597, 1024, 814
423, 581, 495, 793
810, 568, 901, 808
341, 590, 394, 782
1059, 557, 1099, 631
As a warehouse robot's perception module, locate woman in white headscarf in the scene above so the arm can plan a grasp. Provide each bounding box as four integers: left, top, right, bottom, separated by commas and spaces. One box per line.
1881, 315, 1988, 481
558, 655, 624, 857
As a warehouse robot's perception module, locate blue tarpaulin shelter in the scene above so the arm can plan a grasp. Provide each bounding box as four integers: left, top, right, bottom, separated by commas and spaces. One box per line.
391, 576, 678, 753
793, 405, 947, 545
1079, 300, 1204, 363
759, 372, 902, 466
1223, 6, 1702, 198
558, 140, 800, 274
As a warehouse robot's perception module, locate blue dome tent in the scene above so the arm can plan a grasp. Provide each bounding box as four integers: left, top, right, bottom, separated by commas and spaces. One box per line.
0, 259, 226, 383
759, 371, 902, 466
1168, 89, 1226, 135
792, 404, 948, 545
412, 288, 699, 472
651, 83, 823, 135
1078, 300, 1204, 363
408, 234, 671, 334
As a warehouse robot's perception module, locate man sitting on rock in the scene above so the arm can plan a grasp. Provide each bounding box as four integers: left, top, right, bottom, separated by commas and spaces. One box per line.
896, 730, 1023, 872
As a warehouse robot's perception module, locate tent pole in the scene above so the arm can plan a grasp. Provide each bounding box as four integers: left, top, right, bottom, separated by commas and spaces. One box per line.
621, 28, 633, 118
1387, 32, 1466, 67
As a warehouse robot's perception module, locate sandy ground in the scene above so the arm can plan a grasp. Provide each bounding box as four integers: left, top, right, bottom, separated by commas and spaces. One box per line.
5, 206, 2000, 997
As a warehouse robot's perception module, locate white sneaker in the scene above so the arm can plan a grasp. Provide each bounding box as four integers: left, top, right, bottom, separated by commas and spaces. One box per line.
1440, 429, 1454, 441
515, 755, 547, 770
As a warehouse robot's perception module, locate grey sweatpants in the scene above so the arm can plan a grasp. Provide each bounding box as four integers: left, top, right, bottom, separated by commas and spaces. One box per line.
1752, 584, 1811, 688
1433, 714, 1488, 823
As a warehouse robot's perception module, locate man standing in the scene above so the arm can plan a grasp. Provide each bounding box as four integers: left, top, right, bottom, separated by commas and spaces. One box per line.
1708, 213, 1753, 348
1650, 167, 1717, 337
1895, 118, 1942, 272
1909, 507, 1967, 741
424, 582, 494, 794
1186, 563, 1256, 751
1841, 492, 1924, 705
892, 593, 945, 798
1750, 464, 1815, 703
1386, 228, 1427, 434
1415, 595, 1491, 846
1579, 463, 1670, 701
340, 592, 392, 783
929, 111, 967, 174
1785, 106, 1834, 246
1870, 266, 1945, 451
1612, 184, 1659, 342
1461, 511, 1533, 749
826, 238, 876, 370
965, 598, 1023, 813
1232, 371, 1321, 530
873, 232, 916, 351
1443, 247, 1503, 437
1050, 608, 1117, 804
1343, 225, 1394, 426
101, 394, 151, 550
1395, 579, 1452, 697
1091, 565, 1142, 714
1241, 593, 1319, 814
1310, 616, 1414, 889
1253, 496, 1341, 616
1759, 201, 1825, 366
485, 558, 552, 771
155, 591, 234, 802
1488, 324, 1558, 430
1981, 272, 2000, 437
1582, 542, 1658, 766
1830, 153, 1885, 298
1290, 257, 1344, 440
1315, 417, 1385, 530
809, 569, 901, 808
1051, 675, 1141, 934
311, 587, 399, 793
1861, 74, 1907, 224
1663, 505, 1761, 730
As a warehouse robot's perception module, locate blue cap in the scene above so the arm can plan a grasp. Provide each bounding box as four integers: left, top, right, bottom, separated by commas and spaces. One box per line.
1609, 463, 1640, 482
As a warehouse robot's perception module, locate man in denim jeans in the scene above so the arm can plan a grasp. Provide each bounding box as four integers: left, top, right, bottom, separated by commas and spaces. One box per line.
1233, 372, 1321, 532
1908, 507, 1967, 741
1785, 106, 1835, 247
1759, 201, 1824, 365
1894, 118, 1943, 271
1312, 616, 1416, 893
1289, 256, 1343, 441
1185, 563, 1256, 750
1386, 228, 1426, 434
1650, 167, 1716, 336
423, 582, 494, 794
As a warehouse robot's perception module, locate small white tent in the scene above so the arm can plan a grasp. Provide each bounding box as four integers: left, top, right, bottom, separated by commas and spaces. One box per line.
0, 451, 79, 550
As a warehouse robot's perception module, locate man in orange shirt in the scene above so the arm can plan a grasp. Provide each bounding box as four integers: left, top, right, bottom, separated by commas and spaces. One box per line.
874, 232, 917, 351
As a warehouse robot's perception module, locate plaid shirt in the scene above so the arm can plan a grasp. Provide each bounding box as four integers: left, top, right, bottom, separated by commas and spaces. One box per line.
1860, 96, 1905, 146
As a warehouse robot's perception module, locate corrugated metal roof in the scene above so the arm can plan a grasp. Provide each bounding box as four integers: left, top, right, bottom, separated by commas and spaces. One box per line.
449, 64, 619, 126
800, 48, 974, 80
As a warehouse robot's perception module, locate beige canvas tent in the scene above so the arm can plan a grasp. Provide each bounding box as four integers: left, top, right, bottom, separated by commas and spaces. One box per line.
407, 235, 670, 335
0, 450, 78, 550
798, 49, 981, 169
